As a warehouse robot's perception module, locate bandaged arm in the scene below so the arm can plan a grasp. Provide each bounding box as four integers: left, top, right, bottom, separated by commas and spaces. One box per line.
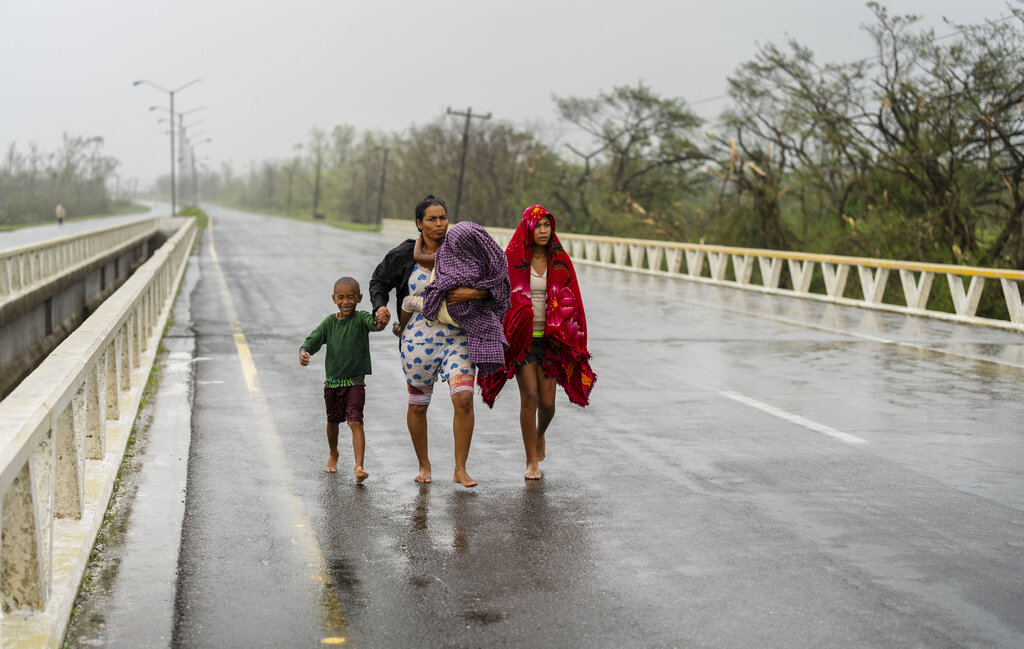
402, 295, 459, 327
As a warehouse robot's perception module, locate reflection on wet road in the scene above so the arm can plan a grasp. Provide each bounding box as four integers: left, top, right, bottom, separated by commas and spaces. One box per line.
165, 206, 1024, 648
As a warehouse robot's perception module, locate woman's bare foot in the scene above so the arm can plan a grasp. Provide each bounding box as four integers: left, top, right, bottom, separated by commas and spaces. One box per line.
325, 451, 339, 473
524, 463, 542, 480
414, 464, 432, 483
355, 466, 369, 483
453, 469, 478, 488
537, 435, 546, 462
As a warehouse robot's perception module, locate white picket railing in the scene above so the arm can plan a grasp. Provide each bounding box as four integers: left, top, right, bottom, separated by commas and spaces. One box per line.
0, 218, 196, 647
381, 218, 1024, 333
0, 218, 161, 306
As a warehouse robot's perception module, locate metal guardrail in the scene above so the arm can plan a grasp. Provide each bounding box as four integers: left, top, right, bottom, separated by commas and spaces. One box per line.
0, 218, 160, 306
381, 218, 1024, 333
0, 218, 196, 646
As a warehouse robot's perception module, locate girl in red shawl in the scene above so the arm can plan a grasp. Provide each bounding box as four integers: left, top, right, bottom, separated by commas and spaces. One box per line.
479, 205, 596, 480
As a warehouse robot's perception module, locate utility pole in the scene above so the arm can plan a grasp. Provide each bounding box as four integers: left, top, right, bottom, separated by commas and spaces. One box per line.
446, 106, 491, 222
178, 113, 186, 207
312, 146, 323, 219
191, 147, 198, 205
169, 93, 176, 213
375, 147, 389, 224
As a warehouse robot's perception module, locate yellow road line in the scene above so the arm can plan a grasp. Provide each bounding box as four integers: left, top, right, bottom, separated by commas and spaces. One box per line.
207, 217, 351, 645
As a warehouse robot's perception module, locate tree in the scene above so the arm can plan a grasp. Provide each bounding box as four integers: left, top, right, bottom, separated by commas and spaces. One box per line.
0, 134, 118, 225
713, 39, 871, 249
855, 1, 1024, 266
554, 82, 710, 237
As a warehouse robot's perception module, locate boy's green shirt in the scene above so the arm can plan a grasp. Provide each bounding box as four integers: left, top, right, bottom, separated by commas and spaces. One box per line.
301, 311, 378, 386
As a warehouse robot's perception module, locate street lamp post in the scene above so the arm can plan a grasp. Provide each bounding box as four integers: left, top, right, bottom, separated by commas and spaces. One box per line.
177, 111, 204, 205
153, 105, 204, 209
133, 78, 200, 215
189, 138, 212, 205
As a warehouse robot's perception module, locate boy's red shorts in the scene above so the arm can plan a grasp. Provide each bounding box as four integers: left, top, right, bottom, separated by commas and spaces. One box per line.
324, 385, 366, 424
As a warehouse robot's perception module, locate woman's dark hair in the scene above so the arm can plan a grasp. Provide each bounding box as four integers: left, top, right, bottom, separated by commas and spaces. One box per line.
414, 195, 447, 225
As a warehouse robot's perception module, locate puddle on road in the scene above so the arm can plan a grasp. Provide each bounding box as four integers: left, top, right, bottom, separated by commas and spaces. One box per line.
463, 608, 505, 626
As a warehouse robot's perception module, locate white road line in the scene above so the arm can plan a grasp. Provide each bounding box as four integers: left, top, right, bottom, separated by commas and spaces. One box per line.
720, 390, 869, 445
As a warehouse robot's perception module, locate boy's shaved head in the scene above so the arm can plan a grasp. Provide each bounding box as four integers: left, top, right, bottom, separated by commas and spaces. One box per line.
334, 277, 360, 293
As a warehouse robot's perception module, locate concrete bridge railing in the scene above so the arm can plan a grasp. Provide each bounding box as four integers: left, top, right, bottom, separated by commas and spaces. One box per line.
381, 219, 1024, 333
0, 218, 161, 304
0, 217, 196, 648
0, 218, 163, 401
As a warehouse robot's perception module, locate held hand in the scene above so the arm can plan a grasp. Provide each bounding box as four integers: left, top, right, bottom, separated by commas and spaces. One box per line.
375, 307, 391, 329
392, 309, 413, 337
299, 350, 311, 366
446, 286, 487, 305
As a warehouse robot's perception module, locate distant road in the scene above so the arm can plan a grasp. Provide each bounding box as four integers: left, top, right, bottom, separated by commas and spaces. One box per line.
0, 201, 168, 252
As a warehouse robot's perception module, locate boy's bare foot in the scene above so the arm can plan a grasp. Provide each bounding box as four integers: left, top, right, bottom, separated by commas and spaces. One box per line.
325, 452, 339, 473
414, 465, 432, 483
537, 435, 546, 462
453, 469, 478, 488
355, 466, 369, 483
524, 464, 542, 480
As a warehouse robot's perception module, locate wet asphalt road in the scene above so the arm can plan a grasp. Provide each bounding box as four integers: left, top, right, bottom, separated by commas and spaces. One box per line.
101, 205, 1024, 647
0, 202, 163, 251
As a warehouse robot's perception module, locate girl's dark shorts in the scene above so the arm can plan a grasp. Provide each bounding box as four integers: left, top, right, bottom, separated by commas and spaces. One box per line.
518, 336, 547, 367
324, 385, 366, 423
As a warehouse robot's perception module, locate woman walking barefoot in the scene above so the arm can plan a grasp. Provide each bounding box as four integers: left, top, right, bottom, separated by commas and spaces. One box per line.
369, 195, 493, 487
480, 205, 596, 479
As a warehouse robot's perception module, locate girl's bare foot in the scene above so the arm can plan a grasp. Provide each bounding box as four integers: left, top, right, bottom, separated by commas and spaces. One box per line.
325, 452, 339, 473
524, 463, 542, 480
537, 435, 546, 462
414, 465, 432, 483
355, 466, 369, 483
453, 469, 478, 488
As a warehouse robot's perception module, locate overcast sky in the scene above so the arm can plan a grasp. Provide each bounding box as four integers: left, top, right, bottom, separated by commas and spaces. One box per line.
1, 0, 1016, 187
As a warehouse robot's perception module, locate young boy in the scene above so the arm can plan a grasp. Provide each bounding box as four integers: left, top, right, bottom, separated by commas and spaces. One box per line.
300, 277, 389, 480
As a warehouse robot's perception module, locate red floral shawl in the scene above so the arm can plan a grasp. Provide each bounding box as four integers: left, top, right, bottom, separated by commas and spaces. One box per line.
479, 205, 596, 407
